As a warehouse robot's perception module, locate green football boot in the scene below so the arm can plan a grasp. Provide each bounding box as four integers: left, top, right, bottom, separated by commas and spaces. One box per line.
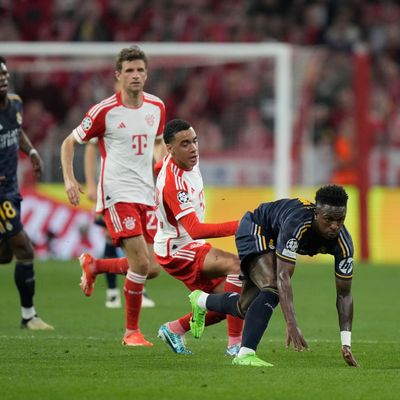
188, 290, 207, 339
232, 353, 274, 367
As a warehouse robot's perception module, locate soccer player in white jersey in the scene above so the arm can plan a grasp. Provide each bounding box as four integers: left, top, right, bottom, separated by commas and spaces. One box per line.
61, 46, 166, 346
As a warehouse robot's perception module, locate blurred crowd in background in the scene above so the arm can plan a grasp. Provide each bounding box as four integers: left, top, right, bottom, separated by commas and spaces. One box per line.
2, 0, 400, 185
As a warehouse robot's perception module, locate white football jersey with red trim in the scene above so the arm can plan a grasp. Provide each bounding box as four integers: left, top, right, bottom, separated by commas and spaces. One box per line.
154, 154, 206, 257
73, 92, 165, 211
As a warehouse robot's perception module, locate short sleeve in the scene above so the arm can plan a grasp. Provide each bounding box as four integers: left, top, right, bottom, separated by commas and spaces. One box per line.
333, 227, 354, 280
275, 219, 301, 264
72, 108, 106, 144
163, 173, 195, 220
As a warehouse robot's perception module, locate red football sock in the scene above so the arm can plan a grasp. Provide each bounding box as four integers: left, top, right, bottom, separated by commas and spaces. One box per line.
170, 315, 191, 334
224, 277, 243, 344
173, 310, 226, 333
95, 257, 129, 275
124, 271, 146, 331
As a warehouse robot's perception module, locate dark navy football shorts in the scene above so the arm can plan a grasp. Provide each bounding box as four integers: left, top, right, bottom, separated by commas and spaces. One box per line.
0, 196, 23, 239
235, 211, 270, 269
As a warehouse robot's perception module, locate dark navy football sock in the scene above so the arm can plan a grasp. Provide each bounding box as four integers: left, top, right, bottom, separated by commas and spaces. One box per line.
105, 272, 117, 289
205, 292, 241, 317
14, 262, 35, 308
104, 243, 118, 258
104, 244, 118, 288
241, 290, 279, 351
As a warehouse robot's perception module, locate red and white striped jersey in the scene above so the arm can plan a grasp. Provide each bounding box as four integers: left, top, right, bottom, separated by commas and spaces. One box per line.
154, 154, 206, 257
73, 91, 165, 212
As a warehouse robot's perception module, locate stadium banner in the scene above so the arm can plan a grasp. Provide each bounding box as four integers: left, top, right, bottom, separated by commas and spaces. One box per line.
369, 188, 400, 263
19, 184, 398, 263
20, 185, 105, 260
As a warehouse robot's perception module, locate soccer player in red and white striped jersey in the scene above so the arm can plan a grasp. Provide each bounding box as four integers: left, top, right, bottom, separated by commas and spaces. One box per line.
154, 119, 243, 355
61, 46, 166, 347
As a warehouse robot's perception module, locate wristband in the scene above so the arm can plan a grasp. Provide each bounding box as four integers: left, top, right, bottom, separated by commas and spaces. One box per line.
340, 331, 351, 347
29, 148, 38, 157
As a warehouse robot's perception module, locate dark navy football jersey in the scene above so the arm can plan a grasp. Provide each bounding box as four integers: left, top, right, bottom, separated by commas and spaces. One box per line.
0, 94, 23, 198
239, 198, 354, 279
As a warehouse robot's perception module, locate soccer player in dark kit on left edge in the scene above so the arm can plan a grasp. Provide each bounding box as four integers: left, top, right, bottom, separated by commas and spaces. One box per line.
0, 56, 53, 330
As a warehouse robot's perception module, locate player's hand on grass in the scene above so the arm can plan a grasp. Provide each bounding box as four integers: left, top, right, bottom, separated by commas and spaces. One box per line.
286, 323, 309, 352
341, 345, 359, 367
30, 151, 44, 178
64, 178, 84, 206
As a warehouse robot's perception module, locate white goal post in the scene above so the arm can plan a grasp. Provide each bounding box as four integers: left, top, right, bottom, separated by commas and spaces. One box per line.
0, 42, 293, 198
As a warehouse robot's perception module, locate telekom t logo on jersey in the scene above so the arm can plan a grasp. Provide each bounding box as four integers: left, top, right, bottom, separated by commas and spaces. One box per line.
131, 134, 148, 155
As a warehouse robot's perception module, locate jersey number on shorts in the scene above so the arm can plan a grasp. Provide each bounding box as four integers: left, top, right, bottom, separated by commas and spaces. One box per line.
146, 210, 157, 231
0, 201, 16, 221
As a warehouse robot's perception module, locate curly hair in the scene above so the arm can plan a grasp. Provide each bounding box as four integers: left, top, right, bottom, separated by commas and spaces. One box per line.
163, 119, 192, 144
315, 184, 348, 207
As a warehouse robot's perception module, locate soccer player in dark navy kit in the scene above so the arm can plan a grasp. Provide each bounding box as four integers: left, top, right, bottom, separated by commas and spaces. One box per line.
0, 56, 53, 330
189, 185, 358, 367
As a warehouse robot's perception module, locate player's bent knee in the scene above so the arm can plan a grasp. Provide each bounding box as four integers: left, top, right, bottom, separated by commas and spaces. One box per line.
226, 256, 241, 275
147, 264, 161, 279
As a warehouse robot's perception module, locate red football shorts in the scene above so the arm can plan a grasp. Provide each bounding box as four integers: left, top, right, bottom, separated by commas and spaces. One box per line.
102, 202, 157, 247
155, 242, 225, 292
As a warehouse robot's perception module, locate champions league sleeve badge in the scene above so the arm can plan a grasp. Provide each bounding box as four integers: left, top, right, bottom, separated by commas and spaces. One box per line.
177, 191, 190, 204
81, 116, 93, 131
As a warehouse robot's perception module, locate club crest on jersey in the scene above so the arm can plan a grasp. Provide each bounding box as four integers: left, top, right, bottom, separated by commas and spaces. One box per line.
5, 221, 13, 231
123, 216, 136, 230
145, 114, 155, 127
177, 191, 190, 204
81, 117, 93, 131
338, 258, 353, 275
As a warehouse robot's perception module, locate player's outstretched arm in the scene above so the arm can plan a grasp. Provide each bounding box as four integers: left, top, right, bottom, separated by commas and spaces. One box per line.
336, 278, 359, 367
179, 212, 238, 239
277, 258, 308, 352
61, 133, 83, 206
19, 129, 43, 178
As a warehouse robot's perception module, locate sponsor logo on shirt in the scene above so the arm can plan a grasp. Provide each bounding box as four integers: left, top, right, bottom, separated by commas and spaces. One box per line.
123, 216, 136, 230
0, 129, 19, 149
177, 191, 190, 204
81, 117, 93, 131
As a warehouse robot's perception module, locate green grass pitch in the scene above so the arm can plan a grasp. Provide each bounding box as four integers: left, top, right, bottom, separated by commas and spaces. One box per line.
0, 260, 399, 400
